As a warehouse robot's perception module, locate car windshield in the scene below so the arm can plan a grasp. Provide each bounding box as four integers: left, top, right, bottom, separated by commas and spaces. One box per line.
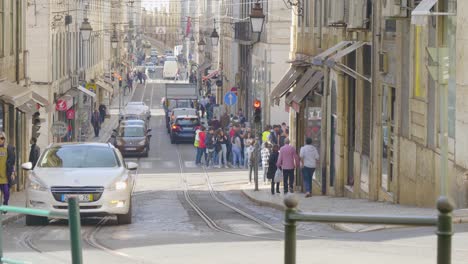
176, 118, 199, 126
167, 100, 192, 110
119, 126, 145, 137
39, 146, 118, 168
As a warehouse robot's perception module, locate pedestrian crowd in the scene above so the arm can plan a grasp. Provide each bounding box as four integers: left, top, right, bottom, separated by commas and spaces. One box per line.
193, 106, 320, 197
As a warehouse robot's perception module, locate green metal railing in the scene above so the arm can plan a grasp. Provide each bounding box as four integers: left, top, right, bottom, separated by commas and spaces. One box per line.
283, 195, 453, 264
0, 197, 83, 264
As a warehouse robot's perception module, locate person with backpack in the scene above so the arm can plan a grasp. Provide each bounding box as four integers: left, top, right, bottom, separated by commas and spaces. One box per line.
0, 132, 16, 205
196, 126, 207, 166
205, 127, 216, 168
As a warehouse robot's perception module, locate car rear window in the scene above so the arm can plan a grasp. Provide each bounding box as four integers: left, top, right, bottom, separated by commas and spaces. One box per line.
176, 118, 199, 126
39, 146, 118, 168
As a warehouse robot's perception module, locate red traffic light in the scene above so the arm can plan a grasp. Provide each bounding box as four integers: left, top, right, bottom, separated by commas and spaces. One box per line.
253, 100, 261, 109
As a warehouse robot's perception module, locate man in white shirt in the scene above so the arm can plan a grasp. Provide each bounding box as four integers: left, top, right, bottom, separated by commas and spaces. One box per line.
300, 138, 319, 197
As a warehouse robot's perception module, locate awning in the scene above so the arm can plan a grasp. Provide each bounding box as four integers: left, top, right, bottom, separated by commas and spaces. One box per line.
77, 85, 96, 98
96, 80, 113, 93
325, 41, 367, 67
17, 99, 37, 114
202, 70, 219, 81
270, 67, 303, 102
286, 71, 323, 105
32, 92, 49, 107
0, 80, 32, 107
312, 41, 352, 66
411, 0, 438, 25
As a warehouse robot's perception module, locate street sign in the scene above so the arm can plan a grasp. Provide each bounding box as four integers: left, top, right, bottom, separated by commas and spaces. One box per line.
86, 83, 97, 93
224, 91, 237, 106
155, 27, 166, 35
51, 121, 68, 137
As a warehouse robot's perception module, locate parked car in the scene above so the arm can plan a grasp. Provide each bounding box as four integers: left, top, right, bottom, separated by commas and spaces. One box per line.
166, 108, 198, 133
21, 143, 138, 225
145, 62, 156, 72
170, 115, 201, 144
112, 124, 152, 157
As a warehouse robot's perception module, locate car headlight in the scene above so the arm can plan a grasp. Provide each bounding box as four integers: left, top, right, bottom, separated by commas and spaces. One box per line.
138, 140, 146, 146
28, 176, 48, 191
115, 181, 127, 190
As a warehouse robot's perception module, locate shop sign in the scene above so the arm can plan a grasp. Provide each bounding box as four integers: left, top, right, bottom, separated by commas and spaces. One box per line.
66, 109, 75, 120
55, 95, 73, 111
86, 83, 97, 93
51, 121, 68, 137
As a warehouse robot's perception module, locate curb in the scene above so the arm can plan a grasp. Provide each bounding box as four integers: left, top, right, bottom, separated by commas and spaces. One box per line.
1, 213, 24, 225
240, 188, 285, 211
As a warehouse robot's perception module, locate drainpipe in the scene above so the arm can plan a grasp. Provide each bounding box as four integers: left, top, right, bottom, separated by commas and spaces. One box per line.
15, 0, 20, 84
318, 0, 322, 49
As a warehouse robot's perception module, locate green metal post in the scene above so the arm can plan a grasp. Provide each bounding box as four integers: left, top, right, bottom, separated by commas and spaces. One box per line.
68, 197, 83, 264
284, 195, 298, 264
437, 196, 453, 264
0, 213, 3, 264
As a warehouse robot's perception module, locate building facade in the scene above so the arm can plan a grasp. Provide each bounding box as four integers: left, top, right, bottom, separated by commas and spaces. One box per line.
271, 0, 467, 208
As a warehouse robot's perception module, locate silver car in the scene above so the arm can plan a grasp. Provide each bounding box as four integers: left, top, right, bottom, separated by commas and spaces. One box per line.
22, 143, 138, 226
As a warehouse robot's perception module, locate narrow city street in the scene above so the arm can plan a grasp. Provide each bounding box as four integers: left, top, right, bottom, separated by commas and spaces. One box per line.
1, 79, 467, 264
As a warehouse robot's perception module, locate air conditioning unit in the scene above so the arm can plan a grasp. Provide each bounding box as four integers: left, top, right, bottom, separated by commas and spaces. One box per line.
382, 0, 408, 18
328, 0, 346, 26
379, 52, 389, 73
347, 0, 368, 29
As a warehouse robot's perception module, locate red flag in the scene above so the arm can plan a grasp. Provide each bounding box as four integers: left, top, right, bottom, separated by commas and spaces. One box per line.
186, 17, 191, 37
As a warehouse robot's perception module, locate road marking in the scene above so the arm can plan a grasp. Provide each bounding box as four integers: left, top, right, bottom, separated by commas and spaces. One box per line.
184, 161, 197, 168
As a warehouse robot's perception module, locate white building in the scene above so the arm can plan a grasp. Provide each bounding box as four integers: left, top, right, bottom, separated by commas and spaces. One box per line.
26, 0, 114, 148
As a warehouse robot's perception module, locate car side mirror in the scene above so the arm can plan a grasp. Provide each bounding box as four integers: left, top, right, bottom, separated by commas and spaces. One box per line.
22, 162, 33, 171
127, 162, 138, 171
147, 128, 152, 132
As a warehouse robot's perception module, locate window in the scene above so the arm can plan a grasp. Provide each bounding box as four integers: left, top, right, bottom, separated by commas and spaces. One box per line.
0, 1, 3, 56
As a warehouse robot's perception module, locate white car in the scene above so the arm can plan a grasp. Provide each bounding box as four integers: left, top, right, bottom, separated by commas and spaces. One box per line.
22, 143, 138, 225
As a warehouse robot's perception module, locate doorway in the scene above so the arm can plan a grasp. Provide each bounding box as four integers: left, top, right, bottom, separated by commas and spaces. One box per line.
381, 86, 395, 192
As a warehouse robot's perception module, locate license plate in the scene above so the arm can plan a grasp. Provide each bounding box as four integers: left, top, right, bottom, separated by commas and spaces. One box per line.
61, 194, 93, 202
126, 148, 137, 151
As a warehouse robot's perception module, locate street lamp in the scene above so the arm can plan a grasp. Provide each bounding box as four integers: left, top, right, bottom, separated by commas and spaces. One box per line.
111, 33, 118, 49
250, 1, 265, 34
123, 36, 129, 44
210, 19, 219, 47
80, 18, 93, 41
198, 37, 206, 52
190, 34, 195, 45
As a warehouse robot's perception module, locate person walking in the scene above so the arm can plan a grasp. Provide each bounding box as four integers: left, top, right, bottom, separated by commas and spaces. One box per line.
99, 104, 107, 123
231, 128, 243, 168
300, 138, 319, 197
276, 138, 300, 194
267, 144, 280, 195
196, 126, 207, 166
261, 142, 271, 183
91, 108, 101, 137
269, 125, 285, 147
246, 139, 255, 183
28, 137, 41, 169
0, 132, 16, 205
216, 129, 228, 168
243, 131, 253, 169
205, 127, 216, 168
262, 125, 271, 144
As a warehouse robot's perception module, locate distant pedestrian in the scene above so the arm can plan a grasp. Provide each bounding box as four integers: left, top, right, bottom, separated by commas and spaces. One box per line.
276, 138, 300, 194
0, 132, 16, 205
231, 127, 243, 168
261, 142, 271, 183
267, 144, 280, 195
262, 125, 271, 144
99, 104, 107, 123
246, 140, 255, 183
300, 138, 319, 198
205, 127, 216, 168
91, 108, 101, 137
137, 71, 143, 84
243, 132, 253, 169
216, 129, 228, 168
28, 137, 41, 169
269, 125, 285, 147
196, 126, 207, 166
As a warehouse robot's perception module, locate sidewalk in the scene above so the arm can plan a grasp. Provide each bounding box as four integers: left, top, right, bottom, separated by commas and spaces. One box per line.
242, 183, 468, 232
0, 83, 142, 224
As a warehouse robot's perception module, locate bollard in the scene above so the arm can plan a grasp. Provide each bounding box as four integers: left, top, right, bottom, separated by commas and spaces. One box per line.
284, 194, 298, 264
437, 196, 453, 264
68, 197, 83, 264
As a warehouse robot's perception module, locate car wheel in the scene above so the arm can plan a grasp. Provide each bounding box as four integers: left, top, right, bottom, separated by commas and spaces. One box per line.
26, 215, 48, 226
117, 199, 132, 225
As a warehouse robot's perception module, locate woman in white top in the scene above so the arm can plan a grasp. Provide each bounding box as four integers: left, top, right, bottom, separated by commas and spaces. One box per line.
300, 138, 319, 198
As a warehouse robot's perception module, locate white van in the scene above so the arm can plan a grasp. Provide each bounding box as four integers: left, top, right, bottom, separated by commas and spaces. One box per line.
163, 60, 178, 80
